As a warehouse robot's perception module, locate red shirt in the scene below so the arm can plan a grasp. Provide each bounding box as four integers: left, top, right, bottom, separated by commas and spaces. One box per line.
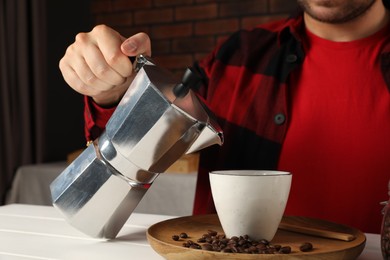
278, 25, 390, 232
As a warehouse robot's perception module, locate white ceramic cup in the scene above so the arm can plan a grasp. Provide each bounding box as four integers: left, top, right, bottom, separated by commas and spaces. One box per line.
209, 170, 292, 241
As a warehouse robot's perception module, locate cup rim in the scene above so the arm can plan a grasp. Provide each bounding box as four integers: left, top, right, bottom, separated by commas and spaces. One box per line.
209, 170, 291, 176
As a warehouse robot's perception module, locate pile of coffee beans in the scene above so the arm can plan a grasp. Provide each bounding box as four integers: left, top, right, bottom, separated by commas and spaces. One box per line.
171, 230, 313, 254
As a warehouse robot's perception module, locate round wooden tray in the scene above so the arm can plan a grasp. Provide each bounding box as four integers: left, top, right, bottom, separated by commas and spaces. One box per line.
147, 214, 366, 260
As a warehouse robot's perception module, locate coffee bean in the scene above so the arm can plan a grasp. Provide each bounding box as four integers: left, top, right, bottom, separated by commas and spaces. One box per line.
172, 235, 179, 241
248, 245, 257, 253
207, 230, 217, 236
201, 234, 209, 239
230, 236, 239, 241
180, 232, 188, 238
205, 237, 213, 243
279, 246, 292, 254
259, 239, 269, 245
300, 242, 313, 252
267, 247, 276, 254
220, 238, 229, 245
238, 239, 246, 246
197, 237, 206, 243
190, 244, 201, 249
256, 243, 267, 250
273, 244, 282, 251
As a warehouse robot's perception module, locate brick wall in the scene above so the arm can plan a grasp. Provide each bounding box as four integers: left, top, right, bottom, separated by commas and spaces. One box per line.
90, 0, 298, 74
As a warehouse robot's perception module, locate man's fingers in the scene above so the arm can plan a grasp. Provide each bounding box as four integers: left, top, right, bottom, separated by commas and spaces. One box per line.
84, 44, 127, 86
92, 25, 134, 78
60, 59, 114, 97
121, 32, 152, 57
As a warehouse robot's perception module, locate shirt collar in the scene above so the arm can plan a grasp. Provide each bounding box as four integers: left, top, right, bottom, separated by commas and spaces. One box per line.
277, 11, 305, 47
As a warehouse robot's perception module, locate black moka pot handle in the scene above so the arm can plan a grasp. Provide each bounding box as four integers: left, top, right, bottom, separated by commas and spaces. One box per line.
173, 67, 202, 98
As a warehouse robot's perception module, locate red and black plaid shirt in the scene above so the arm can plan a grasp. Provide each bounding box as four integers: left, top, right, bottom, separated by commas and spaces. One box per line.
191, 13, 306, 214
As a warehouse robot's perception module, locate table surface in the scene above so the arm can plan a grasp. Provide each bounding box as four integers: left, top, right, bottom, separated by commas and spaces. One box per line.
0, 204, 383, 260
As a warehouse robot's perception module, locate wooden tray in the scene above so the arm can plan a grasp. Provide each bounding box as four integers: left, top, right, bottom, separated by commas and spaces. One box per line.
147, 214, 366, 260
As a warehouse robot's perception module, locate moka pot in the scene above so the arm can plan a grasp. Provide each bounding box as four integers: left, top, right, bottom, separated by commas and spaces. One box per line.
50, 55, 223, 239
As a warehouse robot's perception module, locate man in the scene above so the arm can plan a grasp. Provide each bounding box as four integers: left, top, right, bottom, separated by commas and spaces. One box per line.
59, 0, 390, 233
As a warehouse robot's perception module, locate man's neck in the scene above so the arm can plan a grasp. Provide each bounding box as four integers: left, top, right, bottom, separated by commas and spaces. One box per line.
304, 1, 390, 42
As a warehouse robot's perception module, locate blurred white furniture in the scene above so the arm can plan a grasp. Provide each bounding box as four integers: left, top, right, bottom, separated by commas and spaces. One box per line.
0, 204, 383, 260
6, 162, 198, 216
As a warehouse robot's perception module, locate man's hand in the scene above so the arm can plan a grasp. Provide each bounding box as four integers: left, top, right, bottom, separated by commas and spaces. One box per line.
59, 24, 152, 106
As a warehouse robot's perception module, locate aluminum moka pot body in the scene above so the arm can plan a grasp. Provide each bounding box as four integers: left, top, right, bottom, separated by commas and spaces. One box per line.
50, 56, 223, 239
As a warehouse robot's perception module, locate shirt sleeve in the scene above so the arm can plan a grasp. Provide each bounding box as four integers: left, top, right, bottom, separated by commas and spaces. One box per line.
83, 95, 116, 144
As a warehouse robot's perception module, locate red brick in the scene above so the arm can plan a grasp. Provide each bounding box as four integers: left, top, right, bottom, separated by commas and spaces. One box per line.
151, 23, 193, 39
172, 36, 215, 53
175, 4, 218, 21
171, 69, 187, 78
135, 8, 174, 25
112, 0, 152, 11
241, 15, 288, 29
91, 0, 113, 13
93, 15, 107, 26
269, 0, 298, 13
195, 18, 239, 35
152, 40, 171, 54
117, 26, 151, 38
216, 35, 229, 46
94, 12, 133, 27
195, 0, 214, 3
194, 52, 210, 62
154, 0, 194, 7
153, 54, 194, 70
219, 0, 267, 17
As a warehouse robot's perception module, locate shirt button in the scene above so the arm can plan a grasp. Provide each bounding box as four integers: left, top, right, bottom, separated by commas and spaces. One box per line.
286, 54, 298, 63
274, 113, 286, 125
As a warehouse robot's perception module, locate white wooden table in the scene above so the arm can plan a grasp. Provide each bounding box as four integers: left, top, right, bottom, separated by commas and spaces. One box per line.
0, 204, 383, 259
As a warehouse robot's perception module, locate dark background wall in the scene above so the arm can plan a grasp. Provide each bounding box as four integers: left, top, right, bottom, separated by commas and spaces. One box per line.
44, 0, 93, 161
44, 0, 298, 162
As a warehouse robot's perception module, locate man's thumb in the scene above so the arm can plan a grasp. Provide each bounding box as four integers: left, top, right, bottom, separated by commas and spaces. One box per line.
121, 32, 152, 57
